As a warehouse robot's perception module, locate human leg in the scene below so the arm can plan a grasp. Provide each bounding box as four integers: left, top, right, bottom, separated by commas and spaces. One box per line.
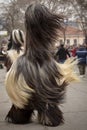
78, 64, 83, 75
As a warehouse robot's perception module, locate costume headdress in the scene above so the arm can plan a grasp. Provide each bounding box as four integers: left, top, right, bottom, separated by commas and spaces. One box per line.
4, 29, 25, 71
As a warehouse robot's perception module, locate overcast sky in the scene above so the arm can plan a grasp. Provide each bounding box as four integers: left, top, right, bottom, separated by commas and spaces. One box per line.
0, 0, 9, 3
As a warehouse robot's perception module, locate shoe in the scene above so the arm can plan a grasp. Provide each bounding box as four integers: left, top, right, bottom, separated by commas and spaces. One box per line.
0, 64, 3, 69
79, 75, 84, 78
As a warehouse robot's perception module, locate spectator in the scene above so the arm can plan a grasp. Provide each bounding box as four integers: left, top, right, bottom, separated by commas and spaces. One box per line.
0, 47, 4, 69
56, 43, 71, 63
70, 45, 76, 57
76, 44, 87, 77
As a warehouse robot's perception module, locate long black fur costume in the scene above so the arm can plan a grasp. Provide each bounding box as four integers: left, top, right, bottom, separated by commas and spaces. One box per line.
5, 3, 79, 126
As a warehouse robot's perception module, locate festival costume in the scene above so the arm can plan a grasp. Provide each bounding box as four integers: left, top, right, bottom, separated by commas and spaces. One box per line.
5, 4, 79, 126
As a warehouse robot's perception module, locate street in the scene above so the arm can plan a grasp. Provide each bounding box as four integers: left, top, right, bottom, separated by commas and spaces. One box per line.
0, 68, 87, 130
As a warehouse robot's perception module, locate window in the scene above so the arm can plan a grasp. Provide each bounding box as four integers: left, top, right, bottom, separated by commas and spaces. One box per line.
74, 39, 77, 44
67, 39, 70, 45
60, 39, 63, 44
83, 38, 85, 43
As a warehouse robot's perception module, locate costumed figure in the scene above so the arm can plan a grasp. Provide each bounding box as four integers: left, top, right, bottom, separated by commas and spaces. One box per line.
3, 29, 25, 71
5, 3, 79, 126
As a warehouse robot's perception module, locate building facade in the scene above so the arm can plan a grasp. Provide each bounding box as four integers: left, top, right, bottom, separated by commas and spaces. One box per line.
59, 26, 84, 46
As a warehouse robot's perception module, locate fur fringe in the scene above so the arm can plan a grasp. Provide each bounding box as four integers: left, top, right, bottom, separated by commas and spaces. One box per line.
56, 57, 80, 85
5, 57, 79, 109
5, 61, 35, 108
7, 50, 23, 63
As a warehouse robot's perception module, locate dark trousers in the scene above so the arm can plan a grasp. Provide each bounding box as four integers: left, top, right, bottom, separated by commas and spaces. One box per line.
78, 64, 86, 75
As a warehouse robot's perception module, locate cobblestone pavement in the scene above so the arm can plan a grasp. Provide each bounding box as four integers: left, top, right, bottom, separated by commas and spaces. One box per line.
0, 67, 87, 130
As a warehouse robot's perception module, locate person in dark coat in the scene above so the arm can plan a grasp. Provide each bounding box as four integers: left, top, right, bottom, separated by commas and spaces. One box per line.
56, 44, 71, 63
76, 44, 87, 76
0, 47, 4, 69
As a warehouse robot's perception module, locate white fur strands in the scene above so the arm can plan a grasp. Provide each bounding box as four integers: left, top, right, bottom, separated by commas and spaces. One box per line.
4, 49, 24, 72
55, 57, 80, 85
7, 50, 23, 63
5, 61, 35, 108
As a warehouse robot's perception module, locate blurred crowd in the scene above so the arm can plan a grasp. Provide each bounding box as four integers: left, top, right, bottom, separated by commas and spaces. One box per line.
0, 34, 87, 77
54, 43, 87, 77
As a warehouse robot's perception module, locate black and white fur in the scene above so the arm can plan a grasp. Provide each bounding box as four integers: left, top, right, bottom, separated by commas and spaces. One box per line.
5, 3, 79, 126
4, 29, 25, 71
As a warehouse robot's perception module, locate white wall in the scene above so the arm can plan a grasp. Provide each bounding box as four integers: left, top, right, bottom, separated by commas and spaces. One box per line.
59, 35, 85, 46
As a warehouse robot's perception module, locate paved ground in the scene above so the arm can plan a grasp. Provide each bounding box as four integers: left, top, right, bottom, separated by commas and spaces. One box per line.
0, 67, 87, 130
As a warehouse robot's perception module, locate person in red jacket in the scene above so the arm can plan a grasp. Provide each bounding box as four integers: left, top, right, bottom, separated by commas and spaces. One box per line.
70, 45, 76, 57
